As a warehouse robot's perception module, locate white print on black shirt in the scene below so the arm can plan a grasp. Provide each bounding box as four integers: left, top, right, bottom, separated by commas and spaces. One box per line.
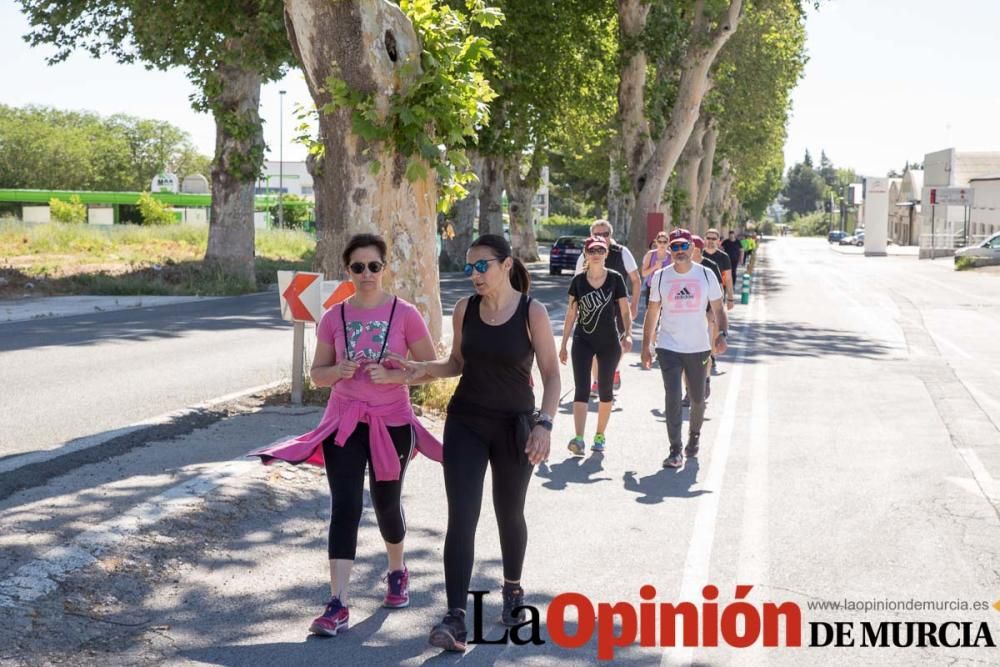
576, 287, 615, 335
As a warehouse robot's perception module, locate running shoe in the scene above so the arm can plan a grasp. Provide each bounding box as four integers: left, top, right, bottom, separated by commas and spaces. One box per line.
663, 448, 684, 469
567, 436, 586, 457
501, 584, 526, 626
309, 596, 349, 636
590, 381, 599, 398
592, 433, 606, 453
383, 567, 409, 608
429, 609, 468, 652
685, 433, 701, 458
613, 370, 622, 391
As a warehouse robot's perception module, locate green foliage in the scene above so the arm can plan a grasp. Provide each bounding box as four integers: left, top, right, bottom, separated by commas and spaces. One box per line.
268, 194, 312, 230
17, 0, 293, 182
789, 211, 828, 237
324, 0, 501, 210
535, 214, 592, 241
783, 151, 825, 215
0, 104, 210, 191
49, 195, 87, 224
954, 256, 977, 271
712, 0, 808, 219
136, 192, 177, 225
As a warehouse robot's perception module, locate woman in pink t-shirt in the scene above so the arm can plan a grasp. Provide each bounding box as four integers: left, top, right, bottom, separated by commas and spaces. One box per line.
250, 233, 441, 637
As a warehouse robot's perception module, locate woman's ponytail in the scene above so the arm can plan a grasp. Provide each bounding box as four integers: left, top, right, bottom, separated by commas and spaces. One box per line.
509, 257, 531, 294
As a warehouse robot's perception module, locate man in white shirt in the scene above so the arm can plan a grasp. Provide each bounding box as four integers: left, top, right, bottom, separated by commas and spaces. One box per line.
641, 228, 729, 469
575, 219, 641, 393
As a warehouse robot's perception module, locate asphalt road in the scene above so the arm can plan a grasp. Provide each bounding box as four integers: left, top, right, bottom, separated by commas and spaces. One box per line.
0, 263, 572, 468
2, 238, 1000, 666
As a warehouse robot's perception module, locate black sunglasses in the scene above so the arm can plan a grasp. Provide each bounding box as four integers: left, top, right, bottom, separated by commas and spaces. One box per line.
349, 261, 384, 275
593, 231, 611, 238
463, 257, 501, 276
586, 247, 607, 255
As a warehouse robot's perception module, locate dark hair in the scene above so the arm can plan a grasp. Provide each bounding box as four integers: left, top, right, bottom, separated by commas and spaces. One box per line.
342, 233, 387, 266
469, 234, 530, 294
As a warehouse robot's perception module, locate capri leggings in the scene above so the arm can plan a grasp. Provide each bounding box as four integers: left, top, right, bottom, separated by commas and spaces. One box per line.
322, 422, 414, 560
442, 414, 534, 611
571, 336, 622, 403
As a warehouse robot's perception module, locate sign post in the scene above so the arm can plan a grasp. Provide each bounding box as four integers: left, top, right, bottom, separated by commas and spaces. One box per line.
277, 271, 323, 404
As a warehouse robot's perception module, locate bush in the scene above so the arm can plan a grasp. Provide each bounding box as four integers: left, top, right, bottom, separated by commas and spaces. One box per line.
137, 192, 177, 225
49, 195, 87, 224
790, 211, 828, 237
268, 193, 312, 230
954, 256, 977, 271
536, 214, 593, 242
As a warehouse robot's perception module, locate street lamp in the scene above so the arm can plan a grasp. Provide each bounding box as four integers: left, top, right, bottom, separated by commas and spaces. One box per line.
278, 89, 286, 228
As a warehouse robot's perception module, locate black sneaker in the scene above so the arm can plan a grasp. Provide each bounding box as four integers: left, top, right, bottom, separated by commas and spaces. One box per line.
429, 609, 467, 652
685, 433, 701, 458
501, 584, 526, 626
663, 449, 684, 469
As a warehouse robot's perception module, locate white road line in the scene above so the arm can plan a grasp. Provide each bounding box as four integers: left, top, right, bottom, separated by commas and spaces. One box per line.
661, 292, 759, 667
733, 300, 770, 667
955, 448, 1000, 508
0, 454, 264, 608
0, 379, 288, 476
928, 330, 974, 361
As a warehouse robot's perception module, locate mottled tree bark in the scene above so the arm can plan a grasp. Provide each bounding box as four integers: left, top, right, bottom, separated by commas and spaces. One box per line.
479, 155, 505, 237
695, 119, 719, 229
618, 0, 744, 253
440, 152, 484, 271
284, 0, 442, 342
505, 153, 541, 262
677, 117, 708, 233
205, 57, 263, 287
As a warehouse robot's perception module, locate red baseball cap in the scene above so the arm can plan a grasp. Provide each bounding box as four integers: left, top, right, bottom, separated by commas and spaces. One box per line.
691, 235, 705, 249
668, 228, 693, 242
584, 235, 609, 251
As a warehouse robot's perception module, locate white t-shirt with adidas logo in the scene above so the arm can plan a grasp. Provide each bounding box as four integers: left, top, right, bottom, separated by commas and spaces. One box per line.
649, 263, 722, 353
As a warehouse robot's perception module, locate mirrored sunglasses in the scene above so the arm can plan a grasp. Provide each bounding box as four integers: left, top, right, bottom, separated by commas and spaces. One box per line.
463, 257, 501, 277
349, 261, 384, 274
669, 241, 691, 252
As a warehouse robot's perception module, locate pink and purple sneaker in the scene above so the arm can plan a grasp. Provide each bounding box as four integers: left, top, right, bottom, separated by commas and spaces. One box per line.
383, 567, 410, 608
309, 596, 349, 636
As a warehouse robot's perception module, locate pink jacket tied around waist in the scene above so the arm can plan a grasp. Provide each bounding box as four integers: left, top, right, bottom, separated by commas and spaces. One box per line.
249, 393, 442, 481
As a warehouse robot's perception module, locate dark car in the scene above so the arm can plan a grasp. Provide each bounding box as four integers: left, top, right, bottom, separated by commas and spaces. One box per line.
828, 230, 848, 243
548, 236, 584, 275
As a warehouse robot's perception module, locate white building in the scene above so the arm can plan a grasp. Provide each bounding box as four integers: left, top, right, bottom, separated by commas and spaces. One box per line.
256, 161, 314, 199
920, 149, 1000, 257
967, 175, 1000, 244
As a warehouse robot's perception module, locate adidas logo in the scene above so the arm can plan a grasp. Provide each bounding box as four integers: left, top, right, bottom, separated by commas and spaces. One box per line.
675, 287, 694, 299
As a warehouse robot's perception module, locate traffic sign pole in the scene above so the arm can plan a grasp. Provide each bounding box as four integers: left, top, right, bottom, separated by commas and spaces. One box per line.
292, 321, 305, 405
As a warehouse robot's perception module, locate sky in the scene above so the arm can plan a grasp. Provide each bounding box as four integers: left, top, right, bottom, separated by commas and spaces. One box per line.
2, 0, 1000, 179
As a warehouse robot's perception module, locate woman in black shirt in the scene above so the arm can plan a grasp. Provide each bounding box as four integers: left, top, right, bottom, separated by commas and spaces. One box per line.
394, 234, 560, 652
559, 236, 632, 455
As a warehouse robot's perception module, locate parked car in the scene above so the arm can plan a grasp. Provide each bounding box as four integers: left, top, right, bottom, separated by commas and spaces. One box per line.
828, 230, 848, 243
548, 236, 584, 275
954, 231, 1000, 259
839, 231, 864, 246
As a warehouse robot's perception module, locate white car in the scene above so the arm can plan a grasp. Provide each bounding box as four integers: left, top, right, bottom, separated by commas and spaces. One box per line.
954, 231, 1000, 259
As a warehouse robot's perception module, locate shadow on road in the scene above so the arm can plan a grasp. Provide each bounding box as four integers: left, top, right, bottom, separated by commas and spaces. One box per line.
622, 458, 710, 504
535, 452, 612, 490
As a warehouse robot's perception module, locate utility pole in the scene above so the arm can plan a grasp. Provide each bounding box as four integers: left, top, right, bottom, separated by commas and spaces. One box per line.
278, 90, 286, 229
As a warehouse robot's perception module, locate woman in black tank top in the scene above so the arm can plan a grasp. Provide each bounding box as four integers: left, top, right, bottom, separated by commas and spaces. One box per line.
393, 234, 561, 652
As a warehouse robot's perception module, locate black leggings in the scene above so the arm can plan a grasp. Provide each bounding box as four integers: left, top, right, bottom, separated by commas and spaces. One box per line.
572, 336, 622, 402
442, 414, 534, 611
322, 423, 414, 560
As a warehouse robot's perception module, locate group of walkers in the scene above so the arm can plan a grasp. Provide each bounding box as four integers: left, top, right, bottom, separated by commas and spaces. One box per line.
250, 220, 749, 651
